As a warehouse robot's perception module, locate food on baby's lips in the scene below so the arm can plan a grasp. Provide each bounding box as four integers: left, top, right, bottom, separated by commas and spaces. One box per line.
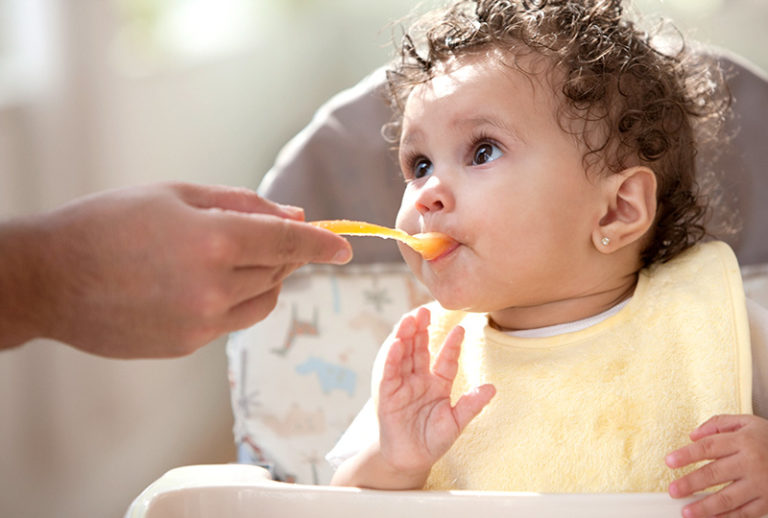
310, 220, 455, 260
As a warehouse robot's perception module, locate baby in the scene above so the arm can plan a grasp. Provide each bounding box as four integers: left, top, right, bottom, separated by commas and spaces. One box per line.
328, 1, 768, 517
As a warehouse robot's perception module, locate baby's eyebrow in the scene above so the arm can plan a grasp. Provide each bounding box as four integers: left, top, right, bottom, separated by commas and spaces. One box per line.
398, 114, 526, 152
453, 116, 527, 143
399, 128, 424, 150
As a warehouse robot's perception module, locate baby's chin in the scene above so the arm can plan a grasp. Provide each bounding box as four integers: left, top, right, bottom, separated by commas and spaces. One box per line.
430, 291, 494, 314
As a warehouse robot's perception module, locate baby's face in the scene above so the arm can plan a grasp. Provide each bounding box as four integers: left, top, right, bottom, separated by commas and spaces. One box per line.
395, 50, 612, 321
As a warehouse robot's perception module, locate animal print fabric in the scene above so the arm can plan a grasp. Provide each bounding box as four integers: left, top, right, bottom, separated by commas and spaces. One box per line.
227, 263, 430, 484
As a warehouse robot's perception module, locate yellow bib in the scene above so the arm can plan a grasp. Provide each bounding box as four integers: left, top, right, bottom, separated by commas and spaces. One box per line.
417, 241, 751, 492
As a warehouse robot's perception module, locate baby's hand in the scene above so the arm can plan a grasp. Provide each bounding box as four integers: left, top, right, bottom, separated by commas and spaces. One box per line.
666, 414, 768, 518
377, 307, 495, 480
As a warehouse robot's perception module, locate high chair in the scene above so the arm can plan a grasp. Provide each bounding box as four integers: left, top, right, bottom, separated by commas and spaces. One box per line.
126, 50, 768, 517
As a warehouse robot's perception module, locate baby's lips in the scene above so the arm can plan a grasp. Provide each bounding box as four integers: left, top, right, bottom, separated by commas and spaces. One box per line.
412, 232, 458, 260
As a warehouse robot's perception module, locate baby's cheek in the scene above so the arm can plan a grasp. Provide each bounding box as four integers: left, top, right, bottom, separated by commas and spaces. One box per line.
395, 214, 414, 234
396, 188, 422, 226
398, 242, 421, 271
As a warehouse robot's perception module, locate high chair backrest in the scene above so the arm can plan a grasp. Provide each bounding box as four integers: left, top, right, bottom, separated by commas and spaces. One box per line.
226, 52, 768, 485
703, 50, 768, 266
258, 68, 403, 265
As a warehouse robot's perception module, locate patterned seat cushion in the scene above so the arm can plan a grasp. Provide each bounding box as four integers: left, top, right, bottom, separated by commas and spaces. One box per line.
227, 263, 430, 484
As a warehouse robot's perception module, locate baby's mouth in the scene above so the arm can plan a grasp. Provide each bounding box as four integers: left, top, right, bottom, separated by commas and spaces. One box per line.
411, 231, 458, 261
425, 238, 460, 262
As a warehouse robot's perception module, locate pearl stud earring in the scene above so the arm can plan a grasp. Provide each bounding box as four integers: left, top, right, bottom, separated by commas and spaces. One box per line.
601, 237, 611, 246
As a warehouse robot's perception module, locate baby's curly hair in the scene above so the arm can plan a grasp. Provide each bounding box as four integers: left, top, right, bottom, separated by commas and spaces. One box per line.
385, 0, 730, 265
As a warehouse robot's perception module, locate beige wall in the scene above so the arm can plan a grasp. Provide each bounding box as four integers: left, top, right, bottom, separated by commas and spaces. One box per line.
0, 1, 765, 517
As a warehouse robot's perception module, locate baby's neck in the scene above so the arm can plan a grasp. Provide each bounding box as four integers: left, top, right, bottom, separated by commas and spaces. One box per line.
488, 272, 638, 332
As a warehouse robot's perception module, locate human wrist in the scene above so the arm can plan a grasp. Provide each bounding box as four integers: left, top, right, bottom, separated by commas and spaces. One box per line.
0, 215, 54, 348
372, 441, 432, 489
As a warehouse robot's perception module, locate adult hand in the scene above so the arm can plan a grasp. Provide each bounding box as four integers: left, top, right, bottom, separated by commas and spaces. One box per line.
0, 182, 352, 358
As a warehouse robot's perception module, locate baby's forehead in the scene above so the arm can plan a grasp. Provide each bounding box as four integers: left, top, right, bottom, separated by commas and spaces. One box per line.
409, 48, 565, 112
430, 46, 564, 92
404, 53, 576, 137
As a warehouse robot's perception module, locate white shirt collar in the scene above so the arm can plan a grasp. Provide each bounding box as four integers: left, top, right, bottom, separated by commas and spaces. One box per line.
502, 299, 631, 338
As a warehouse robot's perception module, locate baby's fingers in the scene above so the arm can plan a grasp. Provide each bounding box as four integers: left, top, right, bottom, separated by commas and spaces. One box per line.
381, 309, 432, 386
669, 454, 740, 498
689, 414, 749, 441
381, 338, 407, 387
411, 307, 432, 374
677, 480, 764, 518
431, 326, 465, 383
666, 434, 738, 469
453, 384, 496, 432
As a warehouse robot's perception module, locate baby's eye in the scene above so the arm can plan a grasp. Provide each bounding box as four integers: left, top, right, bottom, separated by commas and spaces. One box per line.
472, 142, 503, 165
411, 157, 434, 180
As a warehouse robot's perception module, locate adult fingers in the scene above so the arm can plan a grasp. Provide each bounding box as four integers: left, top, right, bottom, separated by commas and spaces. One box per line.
175, 182, 306, 220
220, 283, 283, 332
223, 213, 352, 266
229, 264, 301, 305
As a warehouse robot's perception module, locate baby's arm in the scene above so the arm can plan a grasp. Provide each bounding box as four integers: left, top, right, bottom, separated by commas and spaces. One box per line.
331, 306, 495, 489
666, 414, 768, 518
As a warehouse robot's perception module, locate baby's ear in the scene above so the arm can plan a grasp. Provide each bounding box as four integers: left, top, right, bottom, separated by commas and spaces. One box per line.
592, 166, 657, 253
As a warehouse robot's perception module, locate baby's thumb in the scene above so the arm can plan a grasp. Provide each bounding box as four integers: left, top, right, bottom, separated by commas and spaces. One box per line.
453, 384, 496, 431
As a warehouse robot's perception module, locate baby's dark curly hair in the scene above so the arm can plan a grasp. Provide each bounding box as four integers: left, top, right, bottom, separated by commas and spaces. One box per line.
385, 0, 730, 265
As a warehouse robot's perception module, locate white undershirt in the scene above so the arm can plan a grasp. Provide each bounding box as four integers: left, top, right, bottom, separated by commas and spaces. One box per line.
504, 299, 631, 338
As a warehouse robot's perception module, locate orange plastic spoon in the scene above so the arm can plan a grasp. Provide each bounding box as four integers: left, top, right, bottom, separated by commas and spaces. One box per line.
310, 220, 455, 260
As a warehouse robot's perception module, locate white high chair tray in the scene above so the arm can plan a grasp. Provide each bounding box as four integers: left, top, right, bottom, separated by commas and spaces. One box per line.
126, 464, 697, 518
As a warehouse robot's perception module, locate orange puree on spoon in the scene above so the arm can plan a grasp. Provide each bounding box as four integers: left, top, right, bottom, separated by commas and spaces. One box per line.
310, 220, 455, 260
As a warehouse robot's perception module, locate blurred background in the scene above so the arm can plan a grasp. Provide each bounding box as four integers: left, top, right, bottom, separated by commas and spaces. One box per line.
0, 0, 765, 516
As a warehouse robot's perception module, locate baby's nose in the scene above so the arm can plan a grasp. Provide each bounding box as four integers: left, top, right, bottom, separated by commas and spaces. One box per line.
414, 175, 452, 214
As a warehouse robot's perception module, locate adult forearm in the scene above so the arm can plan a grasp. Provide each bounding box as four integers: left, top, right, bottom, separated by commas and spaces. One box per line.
0, 216, 52, 349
